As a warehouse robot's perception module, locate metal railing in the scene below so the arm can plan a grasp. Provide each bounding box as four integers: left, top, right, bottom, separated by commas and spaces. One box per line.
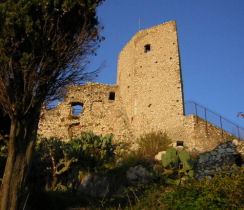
184, 101, 244, 140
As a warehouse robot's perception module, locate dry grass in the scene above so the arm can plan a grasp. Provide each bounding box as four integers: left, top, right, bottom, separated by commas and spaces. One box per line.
136, 131, 172, 159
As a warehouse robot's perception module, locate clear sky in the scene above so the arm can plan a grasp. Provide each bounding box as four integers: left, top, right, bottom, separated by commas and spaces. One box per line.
88, 0, 244, 127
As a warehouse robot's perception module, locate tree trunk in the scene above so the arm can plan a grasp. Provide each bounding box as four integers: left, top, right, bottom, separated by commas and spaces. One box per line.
51, 175, 58, 190
0, 111, 40, 210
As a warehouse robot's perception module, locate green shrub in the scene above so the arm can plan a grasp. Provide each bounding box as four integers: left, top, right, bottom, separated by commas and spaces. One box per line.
123, 167, 244, 209
28, 167, 244, 209
69, 131, 115, 168
35, 131, 115, 191
136, 131, 171, 159
0, 132, 116, 192
164, 167, 244, 209
116, 151, 147, 170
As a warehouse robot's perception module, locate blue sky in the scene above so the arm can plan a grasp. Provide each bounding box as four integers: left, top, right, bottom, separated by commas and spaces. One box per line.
88, 0, 244, 127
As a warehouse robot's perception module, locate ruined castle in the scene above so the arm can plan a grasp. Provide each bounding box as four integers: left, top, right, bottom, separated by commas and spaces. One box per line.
38, 21, 234, 152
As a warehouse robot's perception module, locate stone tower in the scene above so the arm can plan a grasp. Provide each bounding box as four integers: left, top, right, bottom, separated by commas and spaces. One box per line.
117, 20, 185, 137
39, 20, 234, 152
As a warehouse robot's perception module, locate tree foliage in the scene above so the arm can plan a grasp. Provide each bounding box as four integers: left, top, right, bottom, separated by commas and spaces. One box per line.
0, 0, 105, 209
0, 107, 10, 137
0, 0, 104, 118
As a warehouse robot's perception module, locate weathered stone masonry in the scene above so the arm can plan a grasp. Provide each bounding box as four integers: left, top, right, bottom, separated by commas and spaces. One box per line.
38, 21, 234, 152
39, 83, 134, 142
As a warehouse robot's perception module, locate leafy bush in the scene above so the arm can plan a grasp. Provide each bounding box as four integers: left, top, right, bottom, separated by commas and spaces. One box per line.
136, 131, 171, 159
0, 131, 116, 192
123, 166, 244, 209
35, 131, 115, 191
164, 167, 244, 209
28, 166, 244, 209
118, 151, 146, 168
34, 138, 71, 189
69, 131, 115, 169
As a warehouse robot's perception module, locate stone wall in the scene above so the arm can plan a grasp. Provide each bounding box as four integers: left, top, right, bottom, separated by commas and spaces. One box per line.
38, 21, 242, 153
189, 116, 234, 152
38, 83, 134, 142
167, 115, 235, 153
117, 21, 185, 138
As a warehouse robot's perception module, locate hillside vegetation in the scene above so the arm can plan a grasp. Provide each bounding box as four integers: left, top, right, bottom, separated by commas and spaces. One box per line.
0, 131, 243, 209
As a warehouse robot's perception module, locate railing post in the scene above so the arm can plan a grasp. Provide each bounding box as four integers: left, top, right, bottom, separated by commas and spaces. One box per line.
237, 126, 240, 140
185, 101, 244, 140
220, 116, 223, 138
204, 107, 208, 135
204, 107, 207, 121
194, 103, 198, 123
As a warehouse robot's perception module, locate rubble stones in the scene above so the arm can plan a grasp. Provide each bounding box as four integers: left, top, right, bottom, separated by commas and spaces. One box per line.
194, 140, 244, 179
126, 165, 152, 185
155, 151, 166, 161
76, 165, 154, 198
77, 174, 109, 198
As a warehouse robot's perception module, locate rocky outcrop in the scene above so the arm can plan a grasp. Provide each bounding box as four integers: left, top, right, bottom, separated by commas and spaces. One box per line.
154, 151, 166, 161
77, 174, 110, 198
154, 139, 244, 179
126, 165, 152, 185
76, 165, 153, 198
66, 139, 244, 198
194, 140, 244, 179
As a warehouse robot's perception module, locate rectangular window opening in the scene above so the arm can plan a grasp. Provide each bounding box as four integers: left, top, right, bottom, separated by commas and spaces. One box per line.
144, 44, 150, 53
176, 141, 184, 146
109, 92, 115, 100
71, 102, 83, 115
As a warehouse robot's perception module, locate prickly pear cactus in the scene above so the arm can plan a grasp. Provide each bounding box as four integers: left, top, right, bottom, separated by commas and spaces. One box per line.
161, 148, 179, 168
178, 150, 194, 177
161, 148, 195, 180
